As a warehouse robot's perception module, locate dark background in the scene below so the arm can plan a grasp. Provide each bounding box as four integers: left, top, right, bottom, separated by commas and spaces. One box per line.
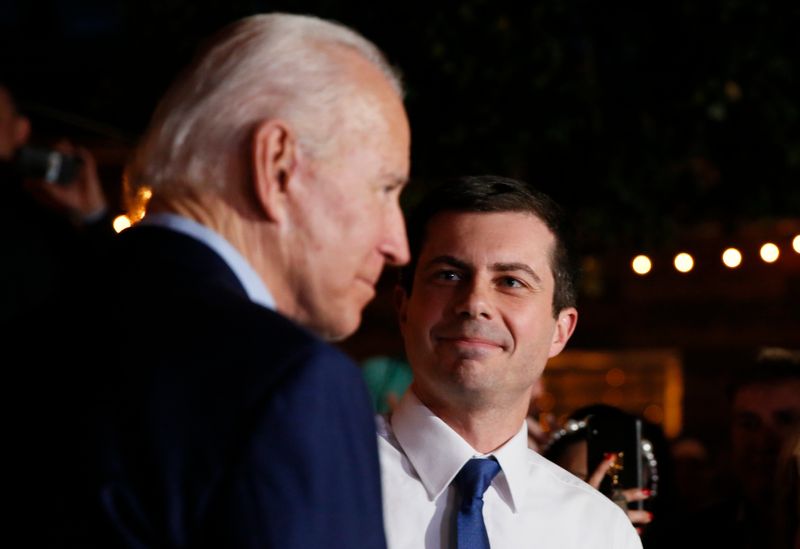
3, 1, 799, 251
2, 1, 799, 454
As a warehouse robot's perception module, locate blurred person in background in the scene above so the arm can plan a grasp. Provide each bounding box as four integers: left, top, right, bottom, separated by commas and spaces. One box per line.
525, 377, 557, 452
679, 347, 800, 549
542, 403, 681, 546
668, 436, 717, 515
0, 80, 110, 323
362, 355, 413, 414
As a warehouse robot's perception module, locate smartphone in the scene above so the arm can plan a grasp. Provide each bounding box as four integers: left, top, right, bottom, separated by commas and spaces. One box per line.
14, 146, 82, 185
585, 413, 644, 510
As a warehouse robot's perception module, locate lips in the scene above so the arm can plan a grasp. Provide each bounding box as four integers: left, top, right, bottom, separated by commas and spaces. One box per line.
438, 336, 501, 348
356, 276, 378, 290
354, 274, 380, 300
432, 324, 508, 351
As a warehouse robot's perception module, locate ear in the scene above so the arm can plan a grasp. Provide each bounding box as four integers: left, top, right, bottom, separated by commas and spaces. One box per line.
548, 307, 577, 358
251, 119, 297, 223
14, 115, 30, 148
394, 284, 410, 336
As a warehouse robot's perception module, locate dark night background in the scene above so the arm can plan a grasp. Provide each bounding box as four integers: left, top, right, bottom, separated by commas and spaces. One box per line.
3, 1, 799, 253
2, 1, 799, 457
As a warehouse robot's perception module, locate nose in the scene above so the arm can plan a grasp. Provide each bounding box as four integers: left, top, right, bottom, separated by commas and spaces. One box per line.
379, 202, 410, 266
453, 278, 492, 320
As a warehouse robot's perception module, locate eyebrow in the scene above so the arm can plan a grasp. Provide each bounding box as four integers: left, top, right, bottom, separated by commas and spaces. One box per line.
426, 255, 469, 270
426, 255, 542, 285
493, 262, 542, 285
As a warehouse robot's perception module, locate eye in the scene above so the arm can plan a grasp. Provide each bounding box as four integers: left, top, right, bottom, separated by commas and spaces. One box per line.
382, 181, 404, 196
433, 270, 461, 282
774, 410, 800, 429
498, 276, 525, 288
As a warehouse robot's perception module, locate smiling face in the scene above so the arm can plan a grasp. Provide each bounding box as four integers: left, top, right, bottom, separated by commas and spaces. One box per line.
398, 210, 577, 415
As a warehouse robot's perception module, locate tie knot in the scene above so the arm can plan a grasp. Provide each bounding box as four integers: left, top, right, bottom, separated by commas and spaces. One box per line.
454, 458, 501, 501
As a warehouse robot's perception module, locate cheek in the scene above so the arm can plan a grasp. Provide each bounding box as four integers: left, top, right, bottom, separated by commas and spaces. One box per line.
506, 318, 557, 376
339, 197, 384, 246
508, 307, 556, 345
405, 295, 443, 339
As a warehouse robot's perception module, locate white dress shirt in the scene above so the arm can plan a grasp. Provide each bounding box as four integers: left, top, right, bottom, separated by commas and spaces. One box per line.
377, 391, 642, 549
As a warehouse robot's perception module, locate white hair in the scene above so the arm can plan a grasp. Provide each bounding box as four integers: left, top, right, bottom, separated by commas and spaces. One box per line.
127, 13, 403, 197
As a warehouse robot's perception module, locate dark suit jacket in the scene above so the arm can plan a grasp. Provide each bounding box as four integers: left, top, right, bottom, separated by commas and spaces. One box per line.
9, 224, 386, 548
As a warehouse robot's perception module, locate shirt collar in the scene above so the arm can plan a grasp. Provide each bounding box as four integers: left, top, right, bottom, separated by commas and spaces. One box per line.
391, 390, 529, 512
139, 212, 276, 310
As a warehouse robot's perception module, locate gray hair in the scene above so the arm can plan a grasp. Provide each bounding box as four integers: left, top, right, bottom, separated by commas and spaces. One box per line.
127, 13, 403, 197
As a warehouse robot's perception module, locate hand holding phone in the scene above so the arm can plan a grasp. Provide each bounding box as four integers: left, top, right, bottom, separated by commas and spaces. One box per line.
586, 412, 644, 510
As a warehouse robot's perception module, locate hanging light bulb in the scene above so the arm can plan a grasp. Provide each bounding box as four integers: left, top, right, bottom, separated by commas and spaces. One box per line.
760, 243, 779, 263
674, 252, 694, 273
632, 255, 652, 275
722, 248, 742, 268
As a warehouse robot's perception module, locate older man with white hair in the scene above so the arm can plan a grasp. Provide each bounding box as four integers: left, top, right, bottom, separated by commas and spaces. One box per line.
12, 13, 410, 548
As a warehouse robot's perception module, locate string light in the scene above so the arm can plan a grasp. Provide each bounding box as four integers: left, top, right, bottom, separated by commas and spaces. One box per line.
760, 243, 779, 263
113, 215, 132, 233
632, 255, 652, 275
722, 248, 742, 268
674, 253, 694, 273
626, 234, 799, 273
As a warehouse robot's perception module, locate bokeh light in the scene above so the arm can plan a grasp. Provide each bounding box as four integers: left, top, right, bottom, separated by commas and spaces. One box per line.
644, 404, 664, 424
113, 215, 132, 233
605, 368, 626, 387
722, 248, 742, 268
674, 253, 694, 273
632, 255, 652, 275
760, 243, 779, 263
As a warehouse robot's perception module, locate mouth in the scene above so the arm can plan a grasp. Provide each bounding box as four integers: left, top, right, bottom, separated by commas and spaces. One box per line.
435, 336, 505, 351
356, 275, 377, 287
355, 276, 378, 297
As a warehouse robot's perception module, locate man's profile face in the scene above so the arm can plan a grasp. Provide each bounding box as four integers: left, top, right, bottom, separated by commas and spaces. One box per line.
286, 52, 411, 341
730, 379, 800, 503
398, 210, 575, 411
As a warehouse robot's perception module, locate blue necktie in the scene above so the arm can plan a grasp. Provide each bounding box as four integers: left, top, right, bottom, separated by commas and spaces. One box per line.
453, 458, 501, 549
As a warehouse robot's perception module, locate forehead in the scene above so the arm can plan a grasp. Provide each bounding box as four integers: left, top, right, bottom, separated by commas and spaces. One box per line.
338, 51, 409, 141
418, 210, 556, 271
733, 380, 800, 413
323, 54, 410, 183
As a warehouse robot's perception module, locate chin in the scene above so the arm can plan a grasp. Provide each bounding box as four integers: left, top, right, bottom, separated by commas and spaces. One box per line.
319, 312, 362, 342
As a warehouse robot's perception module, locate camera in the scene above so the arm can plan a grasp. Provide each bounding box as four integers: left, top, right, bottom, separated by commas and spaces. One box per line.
13, 146, 83, 185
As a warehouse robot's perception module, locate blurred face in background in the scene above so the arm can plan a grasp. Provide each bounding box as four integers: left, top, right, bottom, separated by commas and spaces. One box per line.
730, 379, 800, 504
0, 87, 29, 161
